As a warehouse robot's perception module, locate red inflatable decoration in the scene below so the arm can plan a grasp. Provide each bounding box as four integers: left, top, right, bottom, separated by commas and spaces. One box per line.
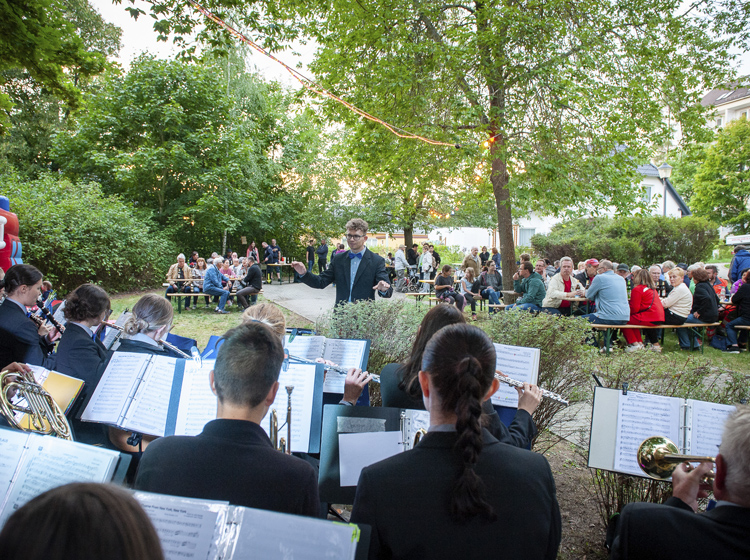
0, 196, 22, 272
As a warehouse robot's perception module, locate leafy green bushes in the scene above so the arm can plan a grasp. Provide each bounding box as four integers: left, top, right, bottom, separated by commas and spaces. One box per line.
4, 174, 175, 293
531, 215, 718, 265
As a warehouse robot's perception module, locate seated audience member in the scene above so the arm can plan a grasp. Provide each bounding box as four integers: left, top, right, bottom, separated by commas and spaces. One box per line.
541, 257, 585, 316
706, 264, 728, 297
534, 259, 549, 286
724, 268, 750, 353
0, 483, 164, 560
203, 258, 231, 314
615, 263, 632, 289
236, 254, 263, 310
507, 261, 546, 312
55, 284, 113, 445
0, 264, 56, 368
219, 259, 236, 306
165, 253, 198, 310
577, 261, 586, 272
686, 263, 702, 294
191, 257, 210, 308
519, 253, 532, 264
608, 405, 750, 560
478, 260, 503, 314
661, 260, 675, 275
462, 247, 481, 279
379, 305, 540, 449
459, 267, 481, 320
622, 269, 665, 352
351, 324, 561, 560
676, 267, 719, 350
658, 267, 692, 327
650, 264, 672, 297
574, 258, 598, 288
730, 268, 748, 295
582, 260, 630, 325
435, 265, 465, 310
189, 250, 199, 267
134, 323, 320, 516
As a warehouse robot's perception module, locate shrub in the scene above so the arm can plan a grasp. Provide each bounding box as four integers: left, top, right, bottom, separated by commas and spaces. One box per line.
4, 173, 175, 293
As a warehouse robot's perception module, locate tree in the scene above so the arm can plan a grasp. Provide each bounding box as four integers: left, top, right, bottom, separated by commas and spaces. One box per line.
691, 118, 750, 233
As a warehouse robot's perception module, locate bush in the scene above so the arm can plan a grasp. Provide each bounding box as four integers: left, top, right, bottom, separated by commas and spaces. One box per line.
481, 312, 597, 447
531, 215, 718, 265
588, 351, 750, 523
4, 173, 176, 293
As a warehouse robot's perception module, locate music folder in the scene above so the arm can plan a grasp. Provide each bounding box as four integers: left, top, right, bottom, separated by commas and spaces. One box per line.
318, 405, 430, 505
588, 386, 736, 477
134, 490, 369, 560
0, 427, 130, 527
12, 365, 84, 429
491, 343, 541, 408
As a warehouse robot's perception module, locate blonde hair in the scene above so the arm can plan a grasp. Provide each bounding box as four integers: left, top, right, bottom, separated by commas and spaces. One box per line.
241, 303, 286, 340
668, 267, 685, 279
123, 294, 174, 336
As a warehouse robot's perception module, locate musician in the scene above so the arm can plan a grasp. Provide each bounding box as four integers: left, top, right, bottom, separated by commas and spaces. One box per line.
608, 405, 750, 560
379, 304, 540, 449
116, 294, 183, 358
0, 482, 164, 560
55, 284, 113, 445
0, 264, 56, 368
134, 322, 320, 516
351, 324, 561, 559
291, 218, 392, 306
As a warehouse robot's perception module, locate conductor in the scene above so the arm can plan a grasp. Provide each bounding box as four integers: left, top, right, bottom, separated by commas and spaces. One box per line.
291, 218, 392, 306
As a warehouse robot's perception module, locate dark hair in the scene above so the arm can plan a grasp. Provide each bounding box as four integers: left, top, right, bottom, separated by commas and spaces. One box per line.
691, 267, 709, 283
442, 264, 452, 274
63, 284, 111, 322
422, 324, 496, 521
1, 264, 43, 295
0, 483, 164, 560
632, 269, 655, 290
705, 264, 718, 273
399, 305, 466, 398
521, 261, 534, 273
213, 322, 284, 408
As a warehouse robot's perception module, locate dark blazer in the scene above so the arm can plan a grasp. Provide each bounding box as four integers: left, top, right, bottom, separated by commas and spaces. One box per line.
379, 363, 536, 449
610, 497, 750, 560
115, 337, 184, 359
300, 248, 393, 306
351, 429, 561, 560
692, 281, 719, 323
134, 419, 320, 517
55, 323, 113, 446
0, 298, 55, 368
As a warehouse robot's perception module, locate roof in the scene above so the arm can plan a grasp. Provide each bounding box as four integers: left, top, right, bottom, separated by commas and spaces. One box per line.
637, 163, 691, 216
701, 85, 750, 107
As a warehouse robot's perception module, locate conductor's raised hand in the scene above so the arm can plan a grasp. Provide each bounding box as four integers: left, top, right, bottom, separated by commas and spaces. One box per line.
291, 261, 307, 275
516, 382, 542, 415
373, 280, 391, 292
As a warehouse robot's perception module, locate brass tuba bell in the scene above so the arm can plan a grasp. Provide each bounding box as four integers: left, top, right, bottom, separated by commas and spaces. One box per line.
0, 369, 72, 440
637, 436, 715, 480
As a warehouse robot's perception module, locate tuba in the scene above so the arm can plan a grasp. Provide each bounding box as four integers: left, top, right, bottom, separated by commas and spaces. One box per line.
270, 385, 294, 454
0, 369, 72, 440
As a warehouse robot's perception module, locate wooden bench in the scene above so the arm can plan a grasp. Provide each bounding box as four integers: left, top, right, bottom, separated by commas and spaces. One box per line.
404, 292, 428, 304
166, 289, 262, 313
592, 322, 721, 354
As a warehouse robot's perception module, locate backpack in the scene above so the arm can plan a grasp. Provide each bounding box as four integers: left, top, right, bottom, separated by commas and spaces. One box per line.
710, 334, 728, 351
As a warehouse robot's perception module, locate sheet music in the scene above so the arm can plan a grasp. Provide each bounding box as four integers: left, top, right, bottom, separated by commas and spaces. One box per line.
231, 507, 358, 560
81, 352, 150, 425
122, 357, 178, 436
322, 339, 368, 393
404, 409, 430, 446
135, 492, 226, 560
614, 391, 681, 476
491, 343, 540, 407
261, 364, 316, 453
284, 335, 326, 362
102, 311, 131, 351
52, 300, 67, 329
339, 431, 403, 486
687, 399, 735, 457
0, 430, 29, 504
0, 436, 119, 526
173, 360, 218, 437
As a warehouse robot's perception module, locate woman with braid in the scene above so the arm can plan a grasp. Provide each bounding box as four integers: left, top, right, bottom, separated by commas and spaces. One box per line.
351, 324, 561, 559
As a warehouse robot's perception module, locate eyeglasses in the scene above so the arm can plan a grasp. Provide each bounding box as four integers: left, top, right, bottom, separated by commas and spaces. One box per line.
345, 233, 364, 240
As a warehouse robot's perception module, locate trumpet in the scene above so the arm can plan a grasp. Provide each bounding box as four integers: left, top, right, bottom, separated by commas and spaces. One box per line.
0, 369, 72, 440
270, 385, 294, 454
637, 435, 715, 480
495, 371, 569, 406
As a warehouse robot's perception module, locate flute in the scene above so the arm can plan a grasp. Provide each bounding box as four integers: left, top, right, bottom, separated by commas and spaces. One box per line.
495, 371, 569, 406
104, 322, 195, 361
284, 354, 381, 383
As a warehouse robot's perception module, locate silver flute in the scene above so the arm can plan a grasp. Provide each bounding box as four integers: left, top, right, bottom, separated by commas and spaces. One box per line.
495, 371, 569, 406
284, 354, 381, 383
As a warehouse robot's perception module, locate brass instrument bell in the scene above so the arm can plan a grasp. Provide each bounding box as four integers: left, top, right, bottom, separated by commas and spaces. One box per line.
637, 436, 715, 480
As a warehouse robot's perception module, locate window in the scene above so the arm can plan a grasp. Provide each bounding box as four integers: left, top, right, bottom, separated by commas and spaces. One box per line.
740, 110, 748, 120
643, 186, 652, 203
518, 228, 536, 246
716, 117, 723, 127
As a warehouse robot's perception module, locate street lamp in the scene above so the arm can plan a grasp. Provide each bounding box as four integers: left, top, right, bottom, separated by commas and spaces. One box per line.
657, 163, 672, 216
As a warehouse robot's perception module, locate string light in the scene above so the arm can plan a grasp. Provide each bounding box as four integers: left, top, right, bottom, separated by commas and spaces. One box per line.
188, 0, 458, 148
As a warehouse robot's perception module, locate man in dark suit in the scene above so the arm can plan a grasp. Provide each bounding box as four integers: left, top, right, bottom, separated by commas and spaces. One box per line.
134, 322, 319, 517
291, 218, 392, 306
609, 405, 750, 560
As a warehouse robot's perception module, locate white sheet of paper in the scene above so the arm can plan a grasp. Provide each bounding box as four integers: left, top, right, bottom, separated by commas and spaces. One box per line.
81, 352, 150, 424
0, 430, 29, 506
122, 357, 178, 436
322, 339, 368, 393
339, 431, 403, 487
614, 391, 681, 476
491, 343, 540, 407
261, 364, 317, 453
688, 399, 735, 457
173, 360, 217, 437
284, 335, 326, 362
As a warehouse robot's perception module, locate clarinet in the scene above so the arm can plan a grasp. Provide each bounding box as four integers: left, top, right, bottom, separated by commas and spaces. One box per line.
35, 298, 65, 333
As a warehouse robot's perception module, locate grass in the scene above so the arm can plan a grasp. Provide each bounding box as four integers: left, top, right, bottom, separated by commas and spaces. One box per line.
110, 290, 314, 349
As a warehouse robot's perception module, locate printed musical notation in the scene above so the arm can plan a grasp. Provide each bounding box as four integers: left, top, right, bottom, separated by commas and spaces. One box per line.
124, 358, 178, 436
614, 392, 680, 476
82, 353, 150, 424
173, 360, 217, 437
688, 399, 735, 457
283, 335, 368, 394
261, 363, 317, 453
491, 343, 540, 407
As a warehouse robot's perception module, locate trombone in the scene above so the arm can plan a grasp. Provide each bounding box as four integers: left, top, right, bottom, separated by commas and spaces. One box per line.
270, 385, 294, 454
637, 435, 715, 480
0, 368, 72, 440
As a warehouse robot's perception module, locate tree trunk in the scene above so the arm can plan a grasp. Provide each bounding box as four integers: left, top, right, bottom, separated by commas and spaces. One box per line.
404, 225, 414, 249
490, 140, 516, 289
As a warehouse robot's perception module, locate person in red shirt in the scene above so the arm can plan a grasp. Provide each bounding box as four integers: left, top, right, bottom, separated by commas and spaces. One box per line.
623, 268, 665, 352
